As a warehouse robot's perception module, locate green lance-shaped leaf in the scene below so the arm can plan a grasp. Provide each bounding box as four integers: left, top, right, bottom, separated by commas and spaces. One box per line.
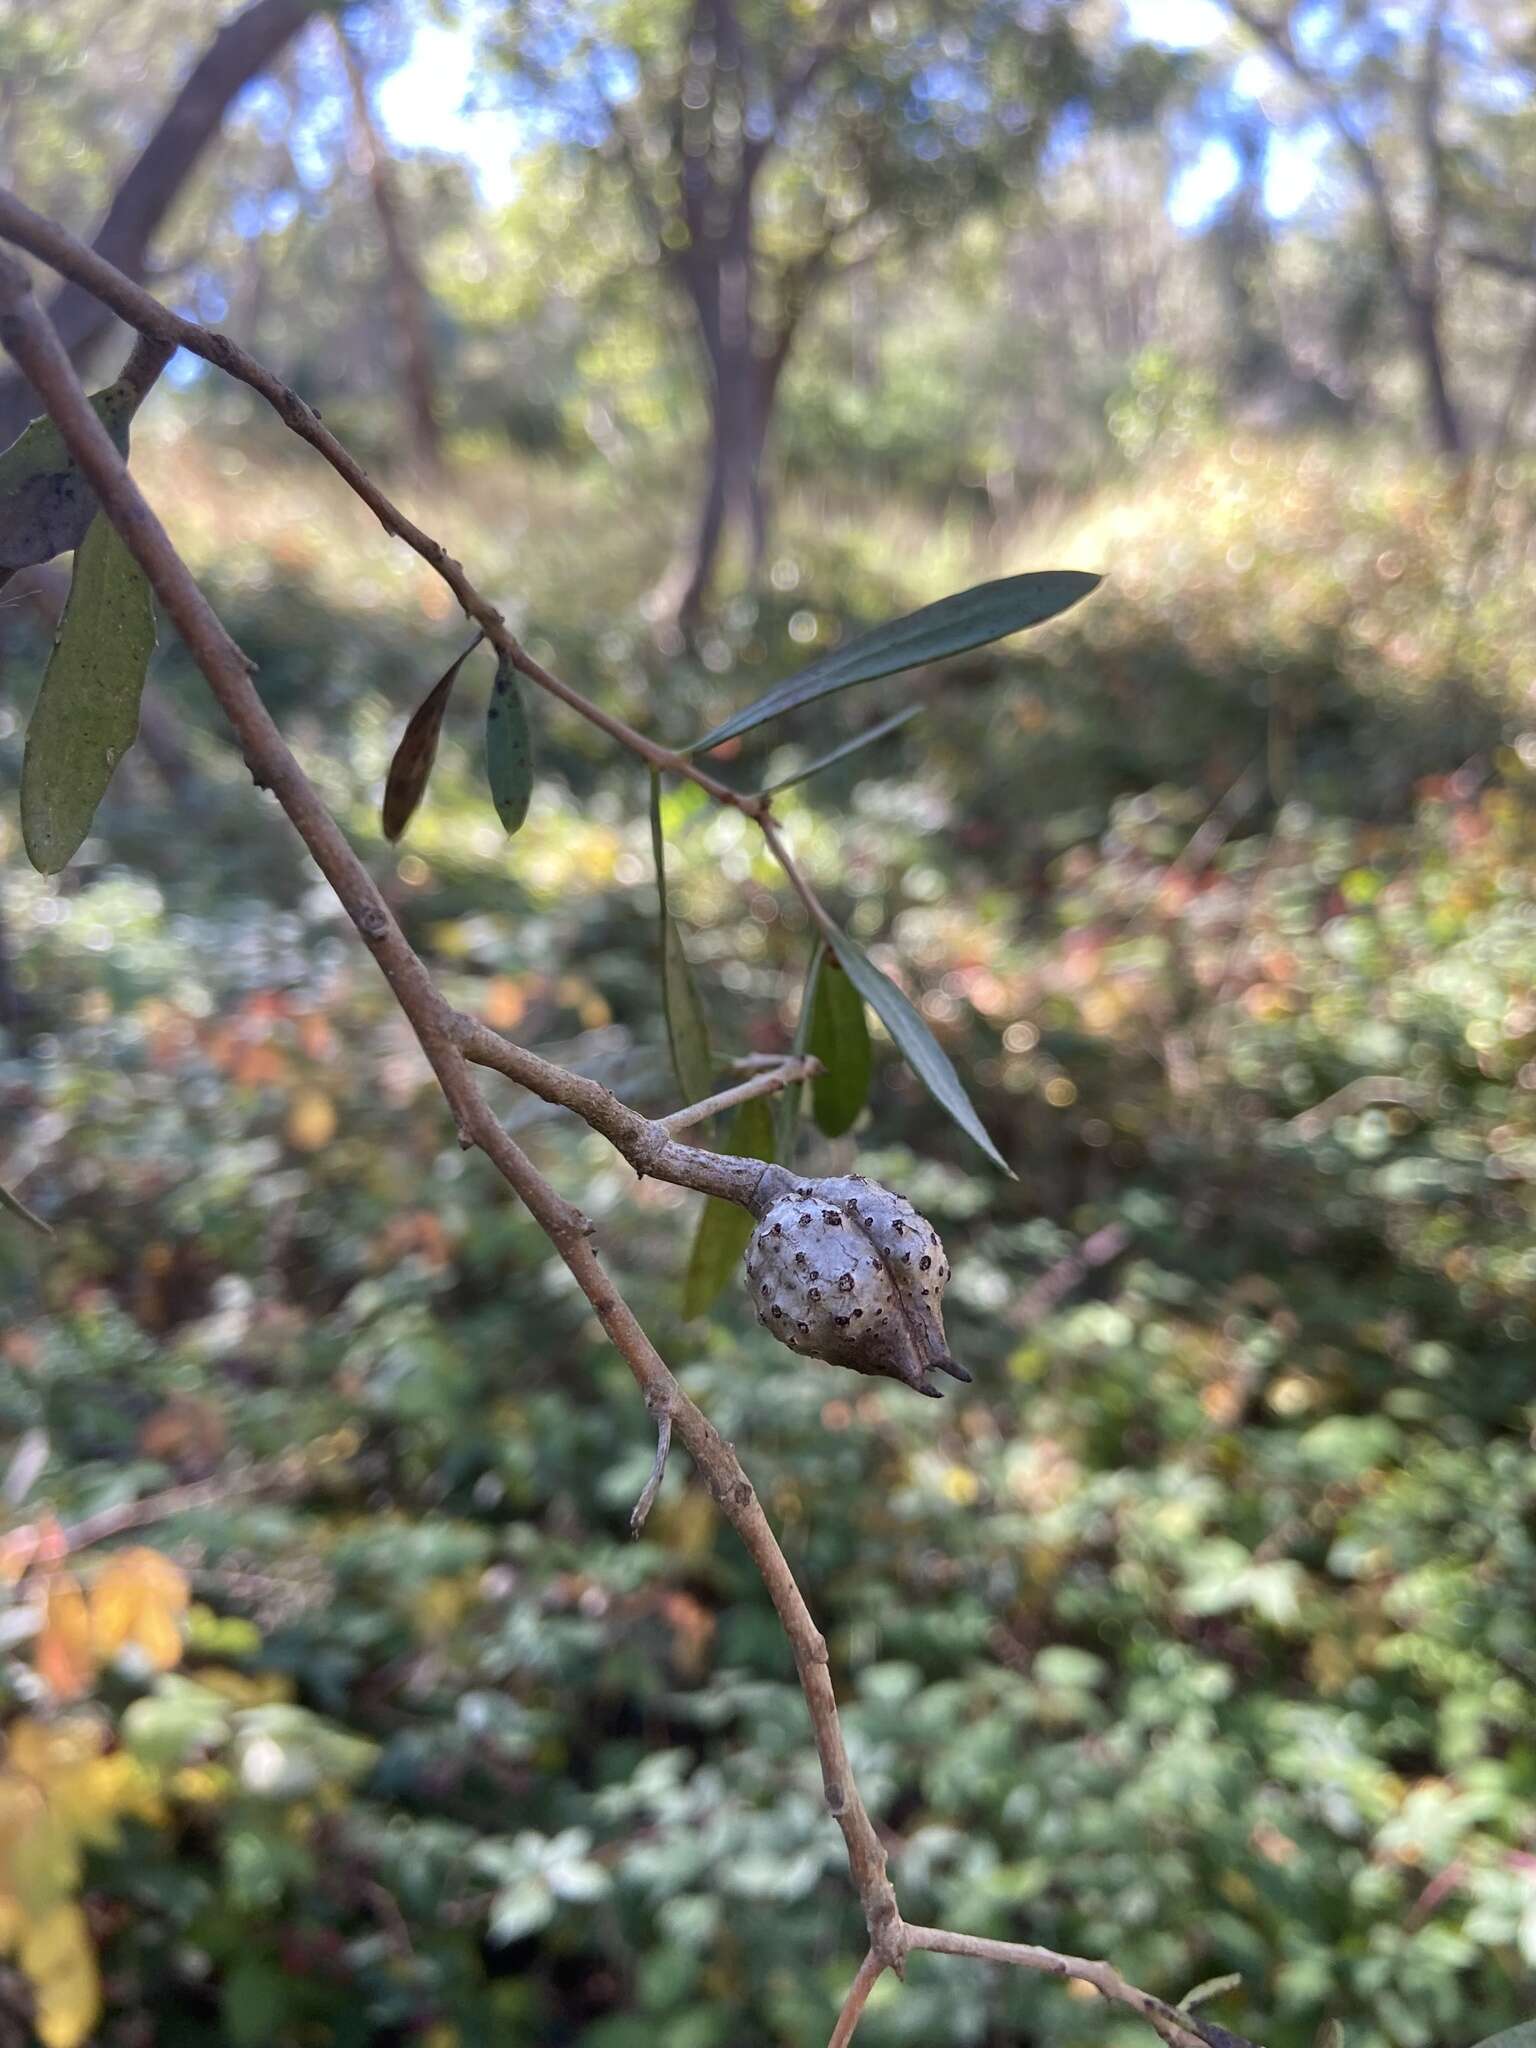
21, 511, 156, 875
825, 923, 1013, 1176
0, 378, 142, 572
807, 947, 871, 1138
485, 650, 533, 836
760, 704, 922, 797
683, 1093, 775, 1318
0, 1179, 52, 1237
690, 570, 1101, 753
775, 941, 821, 1162
382, 633, 483, 841
1466, 2030, 1536, 2048
649, 772, 713, 1107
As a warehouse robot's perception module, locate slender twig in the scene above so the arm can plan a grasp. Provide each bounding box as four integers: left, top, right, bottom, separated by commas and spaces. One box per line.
658, 1054, 820, 1133
118, 331, 176, 403
0, 227, 1267, 2046
1182, 1973, 1244, 2011
902, 1927, 1215, 2048
630, 1405, 672, 1535
51, 1459, 294, 1556
827, 1948, 886, 2048
759, 811, 841, 942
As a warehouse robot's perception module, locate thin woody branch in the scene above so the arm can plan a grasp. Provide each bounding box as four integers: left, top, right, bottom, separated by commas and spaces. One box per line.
902, 1928, 1218, 2048
0, 226, 1264, 2048
827, 1948, 885, 2048
629, 1403, 672, 1536
452, 1011, 787, 1209
657, 1054, 819, 1133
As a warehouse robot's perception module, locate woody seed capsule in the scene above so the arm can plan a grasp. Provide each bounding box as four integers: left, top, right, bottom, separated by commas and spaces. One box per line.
743, 1174, 969, 1397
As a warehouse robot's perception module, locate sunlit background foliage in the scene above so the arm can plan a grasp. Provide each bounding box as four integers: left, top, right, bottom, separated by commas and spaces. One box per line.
3, 1, 1536, 2044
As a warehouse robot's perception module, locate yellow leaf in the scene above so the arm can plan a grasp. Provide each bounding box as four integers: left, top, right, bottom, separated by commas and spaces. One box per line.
35, 1577, 94, 1702
46, 1751, 161, 1852
0, 1765, 57, 1919
285, 1087, 337, 1151
90, 1548, 188, 1671
5, 1716, 159, 1865
6, 1716, 103, 1786
19, 1902, 100, 2048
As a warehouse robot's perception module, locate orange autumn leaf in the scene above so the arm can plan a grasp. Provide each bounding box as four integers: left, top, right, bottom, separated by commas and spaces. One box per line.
35, 1577, 93, 1702
89, 1549, 188, 1672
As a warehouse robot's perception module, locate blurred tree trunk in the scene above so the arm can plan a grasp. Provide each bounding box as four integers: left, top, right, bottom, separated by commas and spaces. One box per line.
0, 0, 333, 445
655, 0, 771, 630
669, 206, 768, 624
1223, 0, 1463, 458
334, 23, 444, 478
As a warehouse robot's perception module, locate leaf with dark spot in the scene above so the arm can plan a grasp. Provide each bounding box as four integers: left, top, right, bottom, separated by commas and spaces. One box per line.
485, 651, 533, 835
0, 380, 141, 572
21, 511, 156, 875
382, 634, 483, 841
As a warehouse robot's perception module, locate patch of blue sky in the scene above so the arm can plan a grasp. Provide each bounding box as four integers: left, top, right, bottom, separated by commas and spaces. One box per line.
1121, 0, 1225, 52
374, 19, 527, 205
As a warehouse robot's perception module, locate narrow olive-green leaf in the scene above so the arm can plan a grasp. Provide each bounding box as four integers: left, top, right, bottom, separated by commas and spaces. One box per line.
382, 633, 483, 841
683, 1093, 775, 1318
825, 924, 1014, 1176
485, 651, 533, 835
1465, 2029, 1536, 2048
760, 705, 922, 796
808, 948, 871, 1138
0, 380, 139, 572
21, 511, 156, 875
649, 772, 713, 1105
691, 570, 1100, 752
777, 941, 822, 1161
0, 1179, 52, 1237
